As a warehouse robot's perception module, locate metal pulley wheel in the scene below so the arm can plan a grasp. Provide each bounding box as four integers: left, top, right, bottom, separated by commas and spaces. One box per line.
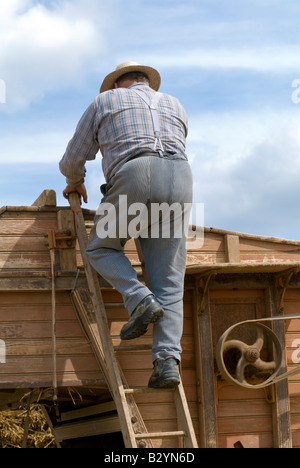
216, 321, 283, 389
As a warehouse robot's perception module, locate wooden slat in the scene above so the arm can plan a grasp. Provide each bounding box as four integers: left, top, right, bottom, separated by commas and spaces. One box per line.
0, 216, 57, 236
194, 280, 217, 448
135, 430, 185, 440
53, 415, 121, 442
0, 352, 101, 371
57, 209, 77, 271
268, 285, 293, 448
225, 234, 240, 263
0, 372, 106, 388
0, 288, 107, 388
60, 401, 117, 422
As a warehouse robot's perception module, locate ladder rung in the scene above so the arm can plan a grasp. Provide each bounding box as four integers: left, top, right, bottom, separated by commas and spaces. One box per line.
114, 345, 152, 352
135, 431, 185, 440
124, 387, 175, 394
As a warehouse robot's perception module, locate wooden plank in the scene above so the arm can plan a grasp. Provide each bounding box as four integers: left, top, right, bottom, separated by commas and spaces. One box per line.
0, 287, 109, 388
239, 238, 300, 253
267, 286, 293, 448
194, 280, 218, 448
0, 209, 58, 218
204, 226, 300, 246
32, 189, 57, 207
0, 216, 57, 236
135, 430, 185, 440
0, 272, 101, 291
60, 401, 117, 422
0, 252, 51, 270
3, 338, 96, 356
225, 234, 240, 263
0, 355, 100, 374
0, 289, 72, 306
57, 209, 77, 271
186, 262, 300, 275
0, 372, 106, 388
218, 433, 274, 449
0, 321, 83, 339
0, 236, 48, 252
217, 400, 273, 418
53, 415, 121, 442
218, 415, 273, 434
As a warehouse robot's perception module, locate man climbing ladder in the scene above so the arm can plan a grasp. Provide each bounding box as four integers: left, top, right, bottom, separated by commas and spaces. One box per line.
59, 61, 193, 389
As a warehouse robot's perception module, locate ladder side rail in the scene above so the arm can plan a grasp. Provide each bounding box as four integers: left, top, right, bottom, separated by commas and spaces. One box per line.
174, 382, 198, 448
68, 193, 152, 448
134, 239, 198, 448
71, 286, 153, 448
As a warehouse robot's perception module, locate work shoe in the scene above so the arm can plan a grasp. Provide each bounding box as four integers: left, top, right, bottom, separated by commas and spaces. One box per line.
148, 357, 180, 389
120, 295, 164, 341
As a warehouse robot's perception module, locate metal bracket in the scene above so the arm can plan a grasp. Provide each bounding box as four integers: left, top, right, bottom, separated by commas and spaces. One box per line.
46, 230, 76, 250
274, 268, 299, 314
196, 272, 215, 315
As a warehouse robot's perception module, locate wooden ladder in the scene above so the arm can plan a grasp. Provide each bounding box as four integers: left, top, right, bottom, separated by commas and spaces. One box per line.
68, 193, 198, 448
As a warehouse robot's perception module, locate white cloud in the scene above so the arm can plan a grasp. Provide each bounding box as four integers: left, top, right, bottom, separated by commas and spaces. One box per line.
141, 45, 300, 74
0, 128, 70, 163
188, 108, 300, 237
0, 0, 115, 111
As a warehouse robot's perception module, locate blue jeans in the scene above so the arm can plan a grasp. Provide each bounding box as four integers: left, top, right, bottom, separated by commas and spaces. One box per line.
86, 155, 193, 363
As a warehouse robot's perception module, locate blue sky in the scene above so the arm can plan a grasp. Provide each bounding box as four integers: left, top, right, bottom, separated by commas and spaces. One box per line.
1, 0, 300, 239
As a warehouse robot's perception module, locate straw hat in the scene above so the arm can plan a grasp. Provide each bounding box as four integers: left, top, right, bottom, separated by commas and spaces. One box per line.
100, 61, 161, 93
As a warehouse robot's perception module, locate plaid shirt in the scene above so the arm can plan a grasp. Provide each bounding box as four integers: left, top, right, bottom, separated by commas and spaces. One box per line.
59, 83, 188, 185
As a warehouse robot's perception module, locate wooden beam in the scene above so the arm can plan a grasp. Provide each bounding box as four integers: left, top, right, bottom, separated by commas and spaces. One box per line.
53, 415, 121, 442
57, 210, 77, 271
194, 280, 218, 448
60, 401, 116, 422
205, 226, 300, 246
266, 286, 292, 448
32, 189, 57, 207
225, 234, 240, 263
0, 271, 110, 291
186, 262, 300, 275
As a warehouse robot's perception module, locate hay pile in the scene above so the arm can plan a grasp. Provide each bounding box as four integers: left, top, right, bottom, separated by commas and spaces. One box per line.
0, 405, 56, 448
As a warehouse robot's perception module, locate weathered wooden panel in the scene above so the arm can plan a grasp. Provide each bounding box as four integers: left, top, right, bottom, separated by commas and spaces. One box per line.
217, 383, 273, 448
0, 210, 57, 273
3, 204, 300, 447
0, 290, 105, 388
0, 211, 57, 235
0, 285, 198, 447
